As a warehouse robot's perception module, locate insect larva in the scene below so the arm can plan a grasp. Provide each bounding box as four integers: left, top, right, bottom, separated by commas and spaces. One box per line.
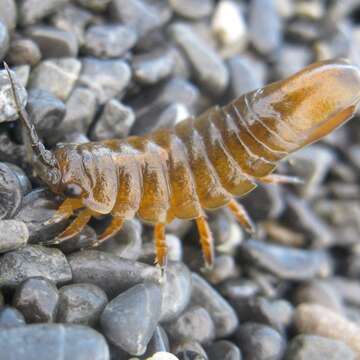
5, 59, 360, 269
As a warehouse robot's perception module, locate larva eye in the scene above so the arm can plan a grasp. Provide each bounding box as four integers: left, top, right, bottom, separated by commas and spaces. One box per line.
63, 183, 82, 198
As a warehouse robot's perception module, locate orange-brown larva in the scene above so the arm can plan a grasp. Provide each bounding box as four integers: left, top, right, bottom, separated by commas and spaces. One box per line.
5, 59, 360, 269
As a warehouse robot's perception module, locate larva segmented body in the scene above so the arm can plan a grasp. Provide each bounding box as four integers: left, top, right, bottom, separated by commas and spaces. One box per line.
5, 59, 360, 268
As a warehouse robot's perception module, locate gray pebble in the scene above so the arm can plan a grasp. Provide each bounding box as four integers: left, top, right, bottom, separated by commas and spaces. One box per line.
177, 351, 207, 360
285, 335, 355, 360
132, 49, 174, 85
249, 0, 282, 56
13, 65, 30, 88
0, 324, 110, 360
0, 245, 72, 288
26, 25, 78, 58
206, 340, 242, 360
18, 0, 70, 26
79, 57, 131, 104
91, 99, 135, 141
0, 68, 27, 123
6, 38, 41, 66
191, 273, 238, 338
203, 255, 238, 285
13, 277, 59, 323
0, 0, 17, 31
240, 239, 332, 280
169, 0, 213, 19
0, 21, 9, 61
100, 282, 162, 356
0, 220, 28, 253
29, 58, 81, 101
165, 306, 215, 344
174, 341, 208, 360
236, 322, 286, 360
169, 22, 229, 96
76, 0, 111, 12
57, 283, 108, 326
0, 307, 25, 328
219, 278, 260, 302
84, 24, 137, 58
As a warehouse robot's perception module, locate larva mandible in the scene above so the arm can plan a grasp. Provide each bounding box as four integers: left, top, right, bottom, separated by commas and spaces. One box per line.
5, 59, 360, 269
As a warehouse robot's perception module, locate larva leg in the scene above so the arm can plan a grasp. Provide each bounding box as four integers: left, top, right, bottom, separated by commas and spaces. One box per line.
195, 217, 214, 268
44, 198, 83, 225
227, 199, 255, 234
44, 208, 92, 245
154, 223, 168, 270
259, 174, 303, 185
91, 216, 124, 247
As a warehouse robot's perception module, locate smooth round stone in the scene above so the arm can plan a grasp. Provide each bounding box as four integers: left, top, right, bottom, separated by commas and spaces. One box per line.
57, 283, 108, 326
0, 68, 27, 123
7, 38, 41, 66
0, 220, 28, 253
0, 324, 110, 360
169, 0, 213, 19
0, 21, 9, 61
13, 277, 59, 323
147, 353, 179, 360
76, 0, 111, 11
219, 279, 260, 302
203, 255, 238, 285
190, 273, 238, 338
206, 340, 242, 360
165, 306, 215, 344
0, 245, 72, 288
0, 307, 25, 328
285, 335, 355, 360
84, 24, 137, 58
236, 322, 286, 360
100, 282, 162, 356
0, 0, 17, 30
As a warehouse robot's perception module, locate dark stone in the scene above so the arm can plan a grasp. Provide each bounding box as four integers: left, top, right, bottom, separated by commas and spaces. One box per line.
0, 220, 29, 253
0, 307, 25, 328
177, 350, 207, 360
100, 282, 162, 356
6, 37, 41, 67
206, 340, 242, 360
13, 277, 59, 323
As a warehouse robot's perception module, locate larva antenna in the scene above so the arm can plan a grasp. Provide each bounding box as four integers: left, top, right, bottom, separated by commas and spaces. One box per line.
4, 62, 60, 186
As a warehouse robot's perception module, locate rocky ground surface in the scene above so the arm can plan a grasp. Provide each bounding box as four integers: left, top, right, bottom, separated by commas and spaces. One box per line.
1, 0, 360, 359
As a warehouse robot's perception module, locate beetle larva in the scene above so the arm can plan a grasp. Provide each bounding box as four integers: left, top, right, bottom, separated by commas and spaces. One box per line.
5, 59, 360, 268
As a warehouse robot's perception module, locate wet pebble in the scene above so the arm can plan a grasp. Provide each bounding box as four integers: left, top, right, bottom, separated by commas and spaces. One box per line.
169, 0, 213, 19
0, 0, 17, 31
170, 22, 229, 96
294, 304, 360, 357
100, 282, 162, 356
13, 277, 59, 323
6, 37, 41, 66
57, 283, 108, 326
190, 273, 238, 338
285, 335, 355, 360
79, 57, 131, 104
0, 21, 9, 61
206, 340, 242, 360
26, 25, 78, 58
0, 245, 72, 288
84, 24, 137, 58
164, 306, 215, 344
236, 322, 286, 360
240, 239, 332, 280
29, 58, 81, 101
0, 324, 110, 359
0, 307, 25, 328
0, 220, 28, 253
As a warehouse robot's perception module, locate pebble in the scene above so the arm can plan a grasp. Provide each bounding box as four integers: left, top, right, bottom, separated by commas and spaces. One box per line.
174, 341, 208, 360
6, 38, 41, 66
13, 277, 59, 323
0, 21, 9, 61
0, 0, 17, 31
78, 57, 131, 104
202, 255, 238, 285
141, 326, 170, 358
0, 307, 25, 328
57, 283, 108, 326
0, 324, 110, 359
165, 306, 215, 344
170, 22, 229, 96
84, 24, 137, 58
91, 99, 135, 141
18, 0, 69, 26
169, 0, 213, 19
147, 353, 179, 360
0, 220, 28, 254
206, 340, 242, 360
176, 351, 207, 360
29, 58, 81, 101
13, 65, 31, 88
240, 239, 332, 280
219, 278, 260, 302
132, 49, 175, 85
236, 322, 286, 360
0, 245, 72, 288
285, 335, 356, 360
76, 0, 111, 12
26, 25, 78, 58
4, 162, 30, 196
249, 0, 282, 56
191, 273, 238, 338
100, 282, 162, 356
0, 68, 27, 123
294, 304, 360, 357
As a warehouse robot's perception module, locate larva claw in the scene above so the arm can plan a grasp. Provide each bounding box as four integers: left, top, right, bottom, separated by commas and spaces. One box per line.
259, 174, 304, 185
227, 199, 255, 234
